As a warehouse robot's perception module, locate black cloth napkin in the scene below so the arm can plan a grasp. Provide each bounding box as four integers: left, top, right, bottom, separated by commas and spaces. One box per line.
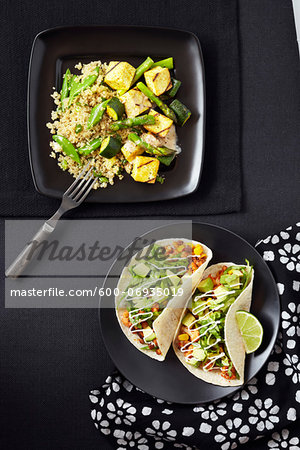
1, 0, 241, 217
89, 223, 300, 449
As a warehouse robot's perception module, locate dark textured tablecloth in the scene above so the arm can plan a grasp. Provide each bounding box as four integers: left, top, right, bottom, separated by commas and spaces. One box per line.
0, 0, 241, 217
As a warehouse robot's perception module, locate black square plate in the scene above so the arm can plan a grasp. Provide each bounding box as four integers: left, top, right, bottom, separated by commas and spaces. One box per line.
28, 26, 205, 203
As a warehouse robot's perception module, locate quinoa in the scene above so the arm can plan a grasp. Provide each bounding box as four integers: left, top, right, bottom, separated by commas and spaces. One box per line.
46, 60, 132, 189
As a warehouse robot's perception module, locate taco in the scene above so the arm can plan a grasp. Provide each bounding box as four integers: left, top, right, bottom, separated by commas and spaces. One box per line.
115, 239, 213, 361
173, 262, 254, 385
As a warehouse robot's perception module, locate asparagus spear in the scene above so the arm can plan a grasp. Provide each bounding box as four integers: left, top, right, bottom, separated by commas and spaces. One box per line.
136, 82, 177, 122
152, 57, 173, 69
157, 154, 176, 166
110, 114, 155, 131
132, 57, 154, 85
118, 57, 154, 96
128, 133, 175, 157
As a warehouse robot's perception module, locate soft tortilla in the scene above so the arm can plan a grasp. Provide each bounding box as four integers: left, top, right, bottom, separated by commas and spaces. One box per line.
173, 262, 254, 385
115, 238, 213, 361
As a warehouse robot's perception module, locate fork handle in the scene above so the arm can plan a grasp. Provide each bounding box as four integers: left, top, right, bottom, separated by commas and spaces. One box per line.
5, 222, 55, 279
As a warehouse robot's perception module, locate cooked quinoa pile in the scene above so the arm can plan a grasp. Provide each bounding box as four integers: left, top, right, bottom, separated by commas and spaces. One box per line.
47, 61, 132, 189
46, 57, 190, 189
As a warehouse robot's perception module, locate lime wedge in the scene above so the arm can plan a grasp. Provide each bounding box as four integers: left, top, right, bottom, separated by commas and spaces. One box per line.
235, 310, 263, 354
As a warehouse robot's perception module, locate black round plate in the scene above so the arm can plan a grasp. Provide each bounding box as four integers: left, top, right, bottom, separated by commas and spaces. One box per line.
99, 222, 280, 404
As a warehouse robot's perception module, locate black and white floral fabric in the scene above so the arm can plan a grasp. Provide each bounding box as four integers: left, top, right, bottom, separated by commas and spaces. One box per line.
90, 223, 300, 449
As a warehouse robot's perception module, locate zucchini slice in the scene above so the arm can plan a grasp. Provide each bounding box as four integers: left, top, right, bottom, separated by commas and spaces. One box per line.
106, 97, 125, 120
99, 136, 122, 158
169, 99, 191, 126
168, 78, 182, 97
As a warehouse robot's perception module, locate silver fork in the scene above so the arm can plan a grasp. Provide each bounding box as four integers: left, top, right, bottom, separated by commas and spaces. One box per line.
6, 163, 96, 278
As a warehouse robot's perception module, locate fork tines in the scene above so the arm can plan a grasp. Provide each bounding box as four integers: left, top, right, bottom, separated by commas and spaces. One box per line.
64, 162, 96, 204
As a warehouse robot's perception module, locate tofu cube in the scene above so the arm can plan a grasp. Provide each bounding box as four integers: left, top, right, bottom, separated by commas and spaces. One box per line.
143, 109, 173, 137
104, 61, 135, 91
121, 88, 152, 118
141, 132, 161, 147
121, 140, 144, 162
144, 67, 172, 96
157, 124, 177, 150
131, 156, 160, 184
